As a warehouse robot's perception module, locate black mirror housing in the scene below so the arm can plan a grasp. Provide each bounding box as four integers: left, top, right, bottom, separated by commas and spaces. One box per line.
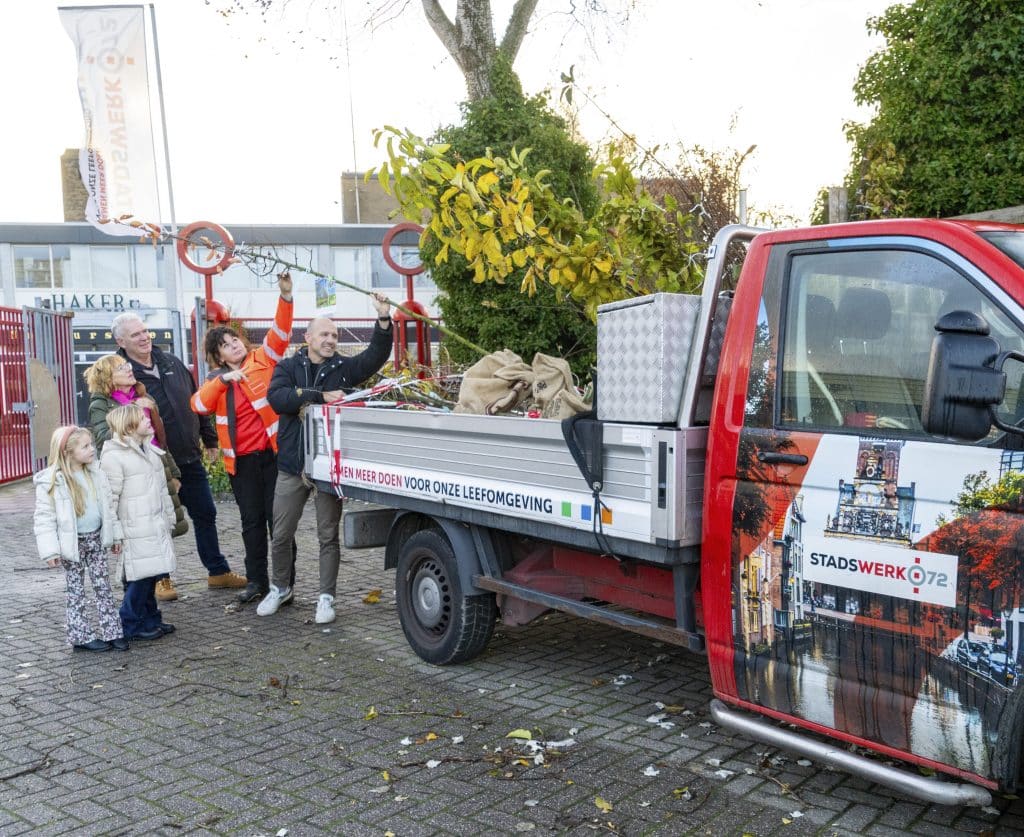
922, 311, 1005, 440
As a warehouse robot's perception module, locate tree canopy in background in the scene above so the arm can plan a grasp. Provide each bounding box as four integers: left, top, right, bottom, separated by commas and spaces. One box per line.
411, 57, 603, 376
843, 0, 1024, 219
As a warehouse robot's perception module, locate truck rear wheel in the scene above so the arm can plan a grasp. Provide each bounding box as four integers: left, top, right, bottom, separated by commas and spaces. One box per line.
395, 529, 496, 665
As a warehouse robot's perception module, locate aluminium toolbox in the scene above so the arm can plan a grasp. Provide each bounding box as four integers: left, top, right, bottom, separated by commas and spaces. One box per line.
596, 293, 701, 424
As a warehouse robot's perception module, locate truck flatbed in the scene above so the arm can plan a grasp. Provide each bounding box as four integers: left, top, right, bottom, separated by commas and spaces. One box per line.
306, 407, 706, 565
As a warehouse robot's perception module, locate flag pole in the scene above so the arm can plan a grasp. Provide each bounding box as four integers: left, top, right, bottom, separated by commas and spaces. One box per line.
148, 3, 176, 228
147, 3, 184, 351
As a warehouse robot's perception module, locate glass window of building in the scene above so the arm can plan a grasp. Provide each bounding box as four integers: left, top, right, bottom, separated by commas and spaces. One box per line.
51, 245, 71, 288
370, 246, 436, 291
132, 245, 162, 288
90, 246, 132, 289
13, 246, 52, 288
333, 245, 371, 290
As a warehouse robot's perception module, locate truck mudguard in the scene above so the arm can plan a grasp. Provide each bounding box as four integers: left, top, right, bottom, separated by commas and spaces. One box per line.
383, 510, 488, 596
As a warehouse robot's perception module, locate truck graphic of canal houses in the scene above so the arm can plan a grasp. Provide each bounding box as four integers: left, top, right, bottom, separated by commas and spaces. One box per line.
738, 494, 808, 651
825, 439, 915, 545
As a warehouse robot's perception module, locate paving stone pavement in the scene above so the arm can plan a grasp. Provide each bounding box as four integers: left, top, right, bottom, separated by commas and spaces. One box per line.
3, 477, 1024, 837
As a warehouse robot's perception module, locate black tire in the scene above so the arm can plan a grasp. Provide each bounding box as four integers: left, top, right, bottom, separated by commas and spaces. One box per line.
395, 529, 496, 665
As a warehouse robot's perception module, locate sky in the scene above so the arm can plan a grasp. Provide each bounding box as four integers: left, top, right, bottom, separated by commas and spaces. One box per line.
1, 0, 905, 228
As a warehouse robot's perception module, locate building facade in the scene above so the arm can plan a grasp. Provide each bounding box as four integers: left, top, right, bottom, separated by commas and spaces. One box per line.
0, 222, 437, 330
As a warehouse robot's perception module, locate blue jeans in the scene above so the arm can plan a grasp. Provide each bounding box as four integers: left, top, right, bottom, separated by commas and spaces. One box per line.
176, 458, 232, 576
120, 576, 161, 637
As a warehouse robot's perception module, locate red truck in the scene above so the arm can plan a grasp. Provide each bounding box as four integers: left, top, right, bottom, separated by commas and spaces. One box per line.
306, 220, 1024, 806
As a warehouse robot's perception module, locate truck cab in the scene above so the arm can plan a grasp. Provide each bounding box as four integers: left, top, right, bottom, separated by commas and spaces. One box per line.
704, 219, 1024, 800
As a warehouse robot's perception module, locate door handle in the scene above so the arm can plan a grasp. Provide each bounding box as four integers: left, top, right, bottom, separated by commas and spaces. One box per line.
756, 450, 808, 465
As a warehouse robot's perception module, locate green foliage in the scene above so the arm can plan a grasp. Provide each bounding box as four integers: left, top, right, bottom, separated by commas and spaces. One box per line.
372, 60, 705, 378
425, 56, 600, 376
204, 454, 231, 497
937, 469, 1024, 526
844, 0, 1024, 218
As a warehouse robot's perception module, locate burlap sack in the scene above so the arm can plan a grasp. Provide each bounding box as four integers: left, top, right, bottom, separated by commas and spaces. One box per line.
532, 353, 591, 419
455, 349, 535, 415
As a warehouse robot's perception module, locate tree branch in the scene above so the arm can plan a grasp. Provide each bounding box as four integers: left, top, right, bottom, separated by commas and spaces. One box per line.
499, 0, 541, 60
421, 0, 462, 70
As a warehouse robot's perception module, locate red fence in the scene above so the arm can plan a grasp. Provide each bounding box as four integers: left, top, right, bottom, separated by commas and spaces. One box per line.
0, 307, 76, 485
0, 307, 31, 484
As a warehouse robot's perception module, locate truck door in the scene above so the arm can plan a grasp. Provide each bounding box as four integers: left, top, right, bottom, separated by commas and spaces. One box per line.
722, 235, 1024, 783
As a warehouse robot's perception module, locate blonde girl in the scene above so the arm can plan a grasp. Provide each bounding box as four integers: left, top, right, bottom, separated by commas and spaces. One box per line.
85, 352, 188, 603
101, 403, 177, 641
33, 426, 127, 652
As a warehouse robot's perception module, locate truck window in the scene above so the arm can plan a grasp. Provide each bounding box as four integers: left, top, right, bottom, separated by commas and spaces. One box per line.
778, 248, 1024, 440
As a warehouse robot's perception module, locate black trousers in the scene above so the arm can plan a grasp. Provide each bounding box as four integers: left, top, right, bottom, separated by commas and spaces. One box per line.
229, 449, 294, 590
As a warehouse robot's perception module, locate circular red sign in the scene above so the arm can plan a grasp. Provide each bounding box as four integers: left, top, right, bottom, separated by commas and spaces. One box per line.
382, 222, 425, 277
177, 221, 235, 276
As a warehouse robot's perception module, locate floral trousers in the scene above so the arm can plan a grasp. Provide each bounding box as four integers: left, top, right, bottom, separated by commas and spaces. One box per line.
60, 531, 123, 646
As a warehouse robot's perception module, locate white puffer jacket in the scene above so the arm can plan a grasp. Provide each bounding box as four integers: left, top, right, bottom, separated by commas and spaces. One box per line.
33, 463, 118, 563
100, 436, 176, 582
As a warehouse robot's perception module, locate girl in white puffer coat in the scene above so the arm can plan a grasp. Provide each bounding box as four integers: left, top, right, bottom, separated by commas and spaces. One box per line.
33, 426, 127, 652
101, 403, 177, 641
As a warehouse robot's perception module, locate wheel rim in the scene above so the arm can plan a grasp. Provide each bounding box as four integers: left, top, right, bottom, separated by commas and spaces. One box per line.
410, 557, 450, 636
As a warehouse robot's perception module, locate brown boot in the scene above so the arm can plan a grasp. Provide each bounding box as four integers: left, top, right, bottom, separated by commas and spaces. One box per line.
155, 578, 179, 602
208, 571, 248, 590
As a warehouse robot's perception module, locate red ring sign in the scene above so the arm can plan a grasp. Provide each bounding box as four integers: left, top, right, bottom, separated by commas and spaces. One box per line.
177, 221, 235, 276
382, 222, 424, 277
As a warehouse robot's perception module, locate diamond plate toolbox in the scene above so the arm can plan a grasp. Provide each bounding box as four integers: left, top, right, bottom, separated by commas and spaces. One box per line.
597, 293, 701, 423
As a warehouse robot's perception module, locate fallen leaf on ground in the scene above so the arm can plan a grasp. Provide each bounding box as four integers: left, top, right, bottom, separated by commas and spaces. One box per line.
364, 706, 378, 720
594, 797, 613, 813
363, 589, 382, 604
506, 728, 532, 740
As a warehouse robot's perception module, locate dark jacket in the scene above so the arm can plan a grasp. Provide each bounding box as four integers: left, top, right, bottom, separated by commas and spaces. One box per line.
118, 345, 217, 466
268, 326, 393, 476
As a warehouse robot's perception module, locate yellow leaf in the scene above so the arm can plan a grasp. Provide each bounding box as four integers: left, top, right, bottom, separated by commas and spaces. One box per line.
511, 249, 527, 268
594, 796, 613, 813
505, 728, 533, 740
425, 732, 438, 741
477, 171, 500, 195
290, 700, 301, 705
364, 706, 378, 720
515, 758, 530, 766
382, 770, 391, 782
782, 818, 793, 825
363, 589, 382, 604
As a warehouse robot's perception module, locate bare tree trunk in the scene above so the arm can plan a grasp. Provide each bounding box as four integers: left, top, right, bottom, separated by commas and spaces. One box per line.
421, 0, 540, 100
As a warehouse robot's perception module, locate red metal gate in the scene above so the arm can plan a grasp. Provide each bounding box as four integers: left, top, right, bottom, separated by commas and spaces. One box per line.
0, 306, 76, 484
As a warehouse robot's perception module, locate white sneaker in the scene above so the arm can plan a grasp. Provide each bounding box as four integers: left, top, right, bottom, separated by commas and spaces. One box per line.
315, 593, 336, 624
256, 585, 293, 616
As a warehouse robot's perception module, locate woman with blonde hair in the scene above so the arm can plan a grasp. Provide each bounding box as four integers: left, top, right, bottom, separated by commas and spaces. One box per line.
101, 403, 176, 641
85, 353, 187, 602
33, 425, 127, 651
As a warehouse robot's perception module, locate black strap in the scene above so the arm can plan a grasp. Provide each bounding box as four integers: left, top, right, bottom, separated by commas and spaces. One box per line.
561, 410, 603, 492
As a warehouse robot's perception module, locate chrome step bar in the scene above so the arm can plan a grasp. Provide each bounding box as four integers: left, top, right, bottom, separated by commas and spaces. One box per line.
709, 699, 992, 807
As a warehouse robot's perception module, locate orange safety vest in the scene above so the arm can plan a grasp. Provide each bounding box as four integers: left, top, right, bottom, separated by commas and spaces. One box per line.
190, 296, 293, 475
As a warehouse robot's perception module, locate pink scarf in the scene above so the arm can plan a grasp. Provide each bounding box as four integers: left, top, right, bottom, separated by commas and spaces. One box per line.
111, 389, 161, 452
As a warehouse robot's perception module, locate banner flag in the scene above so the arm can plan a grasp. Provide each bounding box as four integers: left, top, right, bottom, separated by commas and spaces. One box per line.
59, 6, 161, 236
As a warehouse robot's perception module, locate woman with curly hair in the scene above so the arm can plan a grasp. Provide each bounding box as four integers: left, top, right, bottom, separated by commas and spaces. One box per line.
84, 353, 188, 602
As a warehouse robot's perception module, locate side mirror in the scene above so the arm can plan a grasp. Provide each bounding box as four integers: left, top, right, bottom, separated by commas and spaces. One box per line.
922, 311, 1005, 440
